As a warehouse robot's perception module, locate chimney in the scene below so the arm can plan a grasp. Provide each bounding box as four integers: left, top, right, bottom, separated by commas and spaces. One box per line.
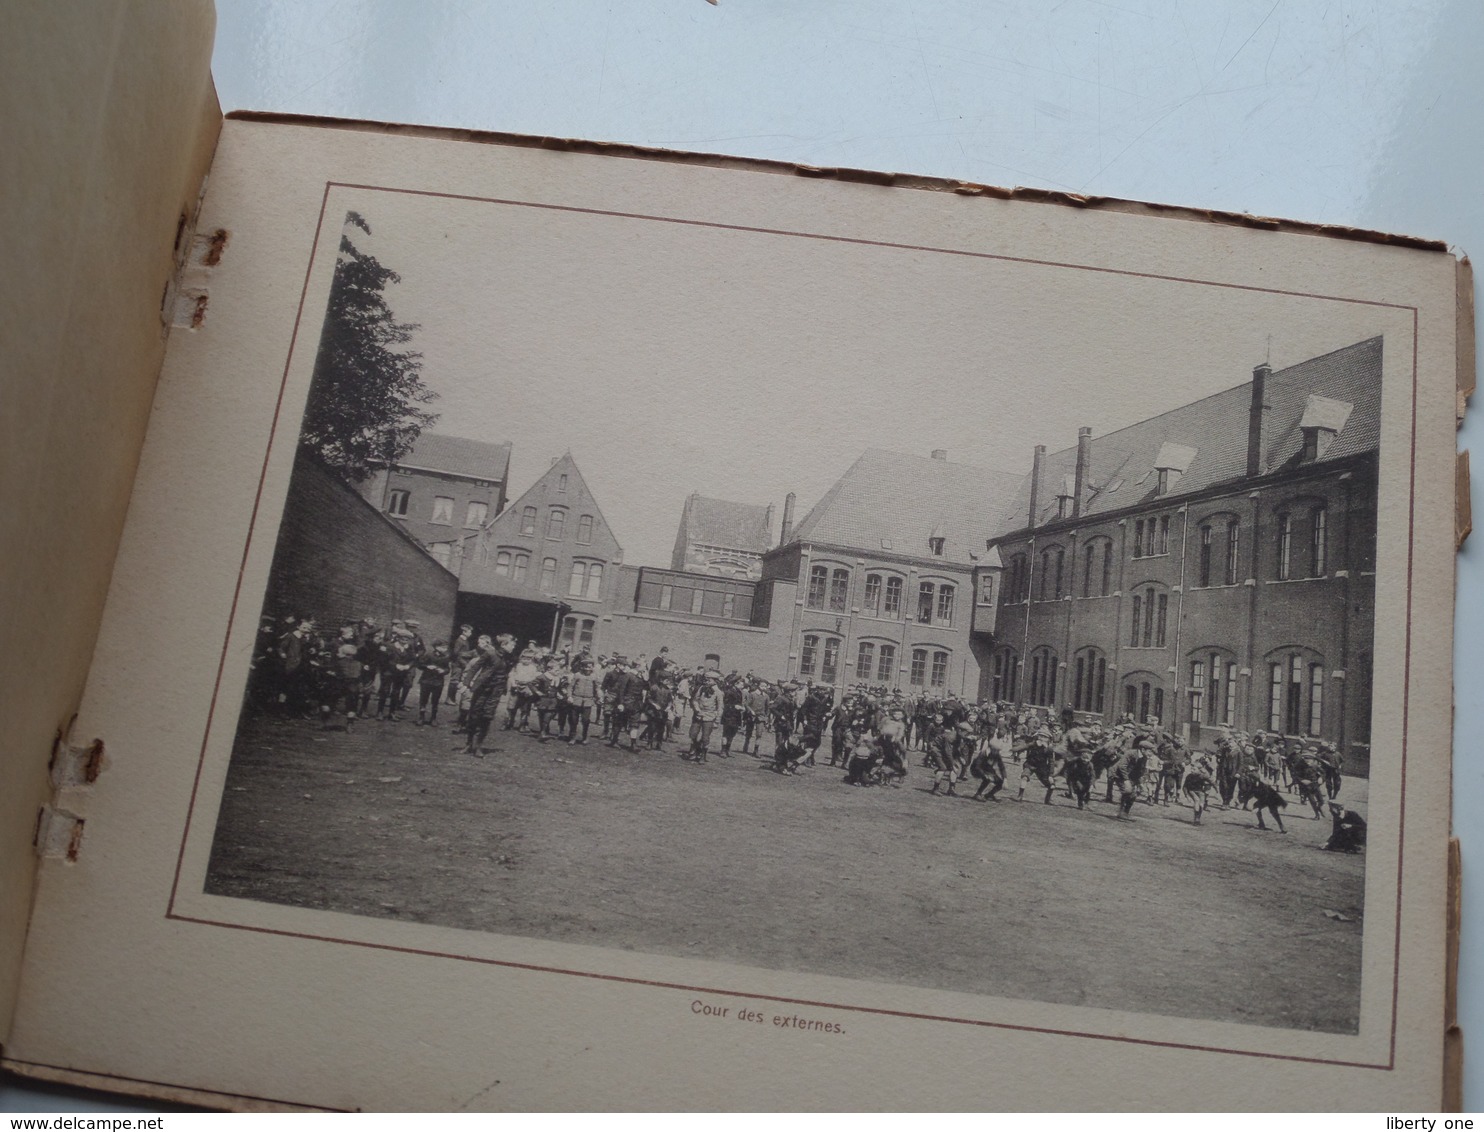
764, 502, 775, 545
1247, 362, 1271, 477
1073, 426, 1092, 517
780, 491, 797, 544
1027, 445, 1046, 528
931, 449, 948, 461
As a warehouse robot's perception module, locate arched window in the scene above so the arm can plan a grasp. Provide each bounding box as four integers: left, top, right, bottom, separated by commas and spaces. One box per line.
568, 561, 587, 596
910, 648, 928, 686
386, 489, 410, 517
547, 508, 566, 539
991, 647, 1019, 702
1198, 524, 1213, 587
1028, 647, 1059, 707
821, 638, 841, 684
494, 550, 512, 577
1004, 554, 1028, 603
1038, 551, 1051, 600
1188, 649, 1237, 727
539, 557, 556, 592
1072, 647, 1107, 713
1101, 541, 1113, 595
936, 584, 955, 625
1054, 548, 1065, 598
1082, 543, 1096, 597
800, 634, 819, 677
917, 581, 935, 624
1276, 512, 1292, 579
577, 514, 594, 544
520, 506, 537, 535
585, 562, 603, 598
884, 576, 903, 617
1225, 520, 1241, 585
1311, 506, 1328, 576
1129, 583, 1169, 647
512, 553, 529, 583
1122, 675, 1164, 724
1265, 648, 1327, 736
863, 573, 883, 615
856, 640, 876, 678
877, 643, 897, 683
829, 567, 850, 612
806, 564, 828, 608
930, 651, 950, 688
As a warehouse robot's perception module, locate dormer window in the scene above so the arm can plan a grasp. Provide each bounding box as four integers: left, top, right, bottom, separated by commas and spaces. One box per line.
1152, 442, 1198, 497
928, 536, 945, 556
1299, 395, 1353, 462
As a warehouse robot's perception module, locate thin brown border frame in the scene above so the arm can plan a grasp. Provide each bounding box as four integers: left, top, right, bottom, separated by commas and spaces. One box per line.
163, 177, 1423, 1075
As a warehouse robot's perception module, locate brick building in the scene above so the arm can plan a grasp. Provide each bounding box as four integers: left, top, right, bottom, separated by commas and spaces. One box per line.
986, 337, 1380, 775
669, 493, 775, 579
357, 431, 511, 568
760, 449, 1024, 695
262, 451, 458, 640
455, 454, 623, 651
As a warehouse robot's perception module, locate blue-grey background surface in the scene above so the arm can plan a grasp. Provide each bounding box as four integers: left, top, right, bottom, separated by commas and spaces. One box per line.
5, 0, 1479, 1111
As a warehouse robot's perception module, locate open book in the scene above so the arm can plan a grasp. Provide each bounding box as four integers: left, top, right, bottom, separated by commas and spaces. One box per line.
2, 2, 1472, 1112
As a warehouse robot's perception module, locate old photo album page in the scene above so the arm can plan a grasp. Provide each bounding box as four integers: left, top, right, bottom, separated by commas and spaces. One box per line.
3, 117, 1461, 1111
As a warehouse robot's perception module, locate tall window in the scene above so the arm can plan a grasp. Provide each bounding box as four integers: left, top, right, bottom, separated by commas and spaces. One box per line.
1083, 544, 1096, 597
539, 557, 556, 592
1286, 655, 1304, 734
586, 562, 603, 599
829, 568, 850, 612
1277, 513, 1292, 579
930, 651, 949, 688
1101, 542, 1113, 596
1029, 648, 1059, 706
991, 649, 1018, 702
1039, 551, 1051, 600
1189, 659, 1206, 723
691, 588, 703, 615
917, 582, 935, 624
857, 641, 876, 678
863, 574, 882, 615
1130, 594, 1143, 646
1143, 586, 1156, 647
386, 489, 410, 517
557, 473, 568, 493
1268, 664, 1284, 731
877, 644, 896, 683
721, 592, 735, 619
431, 496, 454, 525
1157, 516, 1170, 555
494, 550, 511, 577
806, 564, 828, 608
1073, 649, 1107, 713
1311, 507, 1328, 576
512, 553, 529, 583
659, 584, 673, 611
1198, 524, 1213, 587
1222, 658, 1237, 724
1155, 592, 1168, 648
936, 584, 955, 625
520, 506, 537, 536
1133, 520, 1145, 558
1225, 520, 1241, 585
465, 501, 488, 528
1266, 653, 1327, 736
800, 635, 818, 677
928, 536, 945, 556
568, 562, 587, 597
1309, 664, 1324, 734
547, 509, 566, 539
910, 649, 928, 686
821, 638, 840, 684
577, 514, 594, 544
1054, 549, 1065, 598
884, 576, 903, 617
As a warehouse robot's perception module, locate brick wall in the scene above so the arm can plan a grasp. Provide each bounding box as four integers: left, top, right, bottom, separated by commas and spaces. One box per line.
261, 452, 458, 641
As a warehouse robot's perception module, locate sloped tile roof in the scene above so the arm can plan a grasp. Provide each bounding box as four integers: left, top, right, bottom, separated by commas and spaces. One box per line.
785, 449, 1025, 562
396, 431, 512, 482
680, 494, 773, 553
995, 336, 1383, 532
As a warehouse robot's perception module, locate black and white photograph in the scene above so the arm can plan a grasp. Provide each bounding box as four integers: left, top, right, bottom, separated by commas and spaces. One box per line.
202, 183, 1394, 1040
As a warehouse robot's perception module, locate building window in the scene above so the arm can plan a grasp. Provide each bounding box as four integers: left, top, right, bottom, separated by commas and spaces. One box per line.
884, 576, 903, 617
513, 553, 529, 583
1006, 555, 1028, 603
1189, 660, 1205, 723
691, 588, 704, 615
577, 514, 594, 544
1133, 520, 1145, 559
1156, 592, 1168, 648
1028, 648, 1059, 706
928, 536, 945, 556
1226, 520, 1241, 585
910, 648, 927, 686
857, 641, 875, 678
936, 584, 955, 626
539, 557, 557, 592
1223, 658, 1237, 724
1130, 594, 1142, 647
821, 638, 840, 684
1073, 648, 1107, 713
930, 651, 949, 688
557, 473, 568, 493
568, 562, 587, 597
547, 509, 566, 539
429, 542, 453, 568
386, 489, 410, 517
917, 582, 935, 624
830, 568, 850, 612
992, 648, 1018, 702
659, 584, 673, 611
877, 644, 896, 683
559, 615, 595, 649
1039, 551, 1051, 600
1277, 513, 1292, 580
863, 574, 882, 616
465, 501, 488, 528
978, 575, 994, 606
431, 496, 454, 525
800, 635, 818, 677
1143, 586, 1156, 647
721, 591, 734, 619
1309, 664, 1324, 735
1082, 544, 1095, 597
806, 565, 828, 609
705, 653, 721, 670
1311, 507, 1328, 576
1268, 664, 1284, 732
1054, 549, 1065, 598
1101, 543, 1113, 596
1157, 515, 1170, 555
1266, 653, 1325, 736
1198, 524, 1212, 587
520, 506, 537, 536
494, 551, 512, 577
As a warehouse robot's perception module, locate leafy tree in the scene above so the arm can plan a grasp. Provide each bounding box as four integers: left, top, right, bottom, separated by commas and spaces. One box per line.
300, 212, 437, 480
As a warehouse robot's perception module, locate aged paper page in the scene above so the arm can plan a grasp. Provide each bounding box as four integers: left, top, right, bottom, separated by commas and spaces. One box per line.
0, 0, 219, 1041
4, 118, 1460, 1110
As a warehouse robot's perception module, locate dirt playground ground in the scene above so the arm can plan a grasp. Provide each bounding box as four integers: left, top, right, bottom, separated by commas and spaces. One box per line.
206, 710, 1368, 1033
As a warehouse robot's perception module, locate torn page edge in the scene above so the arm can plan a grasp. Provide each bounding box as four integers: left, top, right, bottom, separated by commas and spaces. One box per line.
1445, 838, 1462, 1111
32, 806, 84, 862
224, 111, 1456, 254
48, 725, 104, 791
